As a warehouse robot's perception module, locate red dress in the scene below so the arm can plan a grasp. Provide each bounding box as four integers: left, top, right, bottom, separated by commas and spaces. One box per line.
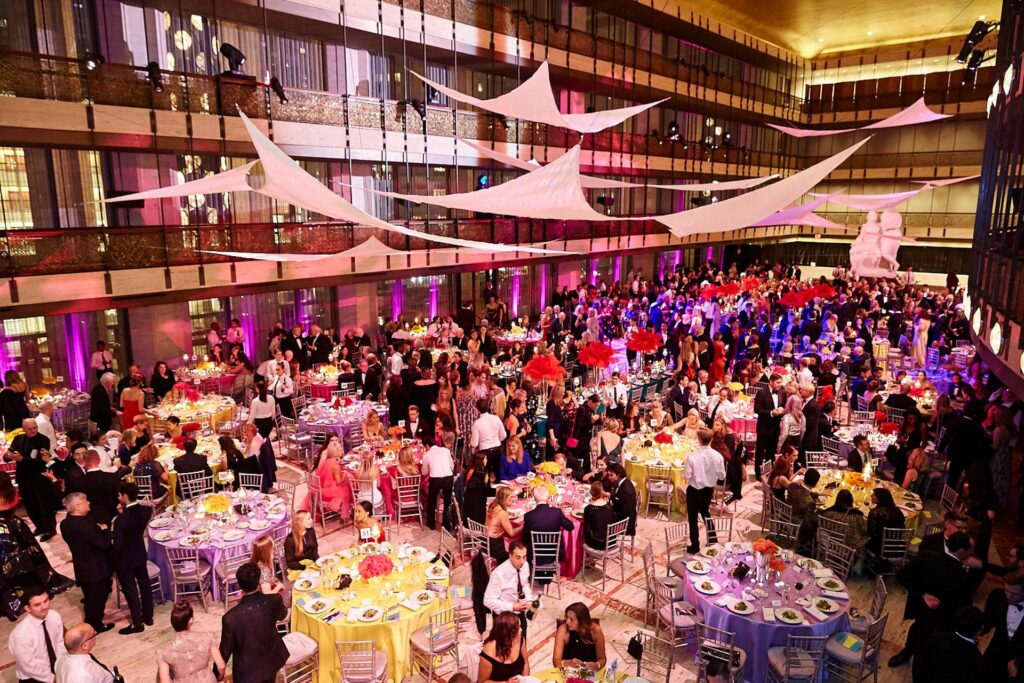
121, 391, 144, 431
710, 341, 727, 383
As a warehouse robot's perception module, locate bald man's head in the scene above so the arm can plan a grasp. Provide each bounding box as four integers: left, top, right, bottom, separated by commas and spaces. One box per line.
64, 623, 96, 653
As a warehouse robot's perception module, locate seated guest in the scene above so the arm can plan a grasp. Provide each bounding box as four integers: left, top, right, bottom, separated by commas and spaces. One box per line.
157, 599, 227, 683
706, 387, 735, 425
484, 487, 517, 564
521, 486, 573, 571
819, 489, 868, 551
582, 481, 617, 550
478, 611, 529, 683
818, 400, 838, 440
847, 434, 871, 473
220, 434, 259, 482
901, 447, 931, 491
768, 446, 801, 501
885, 381, 918, 413
865, 487, 904, 557
499, 436, 533, 481
362, 409, 385, 442
284, 510, 318, 570
787, 468, 821, 551
353, 500, 386, 543
172, 438, 213, 497
132, 443, 168, 499
164, 415, 183, 440
552, 602, 607, 670
605, 464, 637, 540
392, 445, 421, 476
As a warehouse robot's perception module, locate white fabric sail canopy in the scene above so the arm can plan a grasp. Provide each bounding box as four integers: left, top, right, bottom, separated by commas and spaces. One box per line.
203, 236, 408, 262
236, 111, 575, 255
769, 98, 950, 137
810, 188, 926, 211
413, 62, 666, 134
752, 195, 839, 228
655, 137, 870, 236
103, 161, 259, 203
368, 145, 623, 221
651, 175, 780, 192
458, 138, 642, 189
912, 174, 980, 187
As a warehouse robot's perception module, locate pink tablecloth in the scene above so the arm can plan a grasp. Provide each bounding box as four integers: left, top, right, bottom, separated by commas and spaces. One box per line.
507, 517, 583, 579
309, 382, 335, 401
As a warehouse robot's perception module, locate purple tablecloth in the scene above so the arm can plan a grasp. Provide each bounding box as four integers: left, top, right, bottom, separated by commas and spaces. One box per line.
683, 554, 850, 683
147, 495, 289, 600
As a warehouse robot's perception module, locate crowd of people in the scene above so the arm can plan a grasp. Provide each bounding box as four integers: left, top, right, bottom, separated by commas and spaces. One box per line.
2, 260, 1024, 682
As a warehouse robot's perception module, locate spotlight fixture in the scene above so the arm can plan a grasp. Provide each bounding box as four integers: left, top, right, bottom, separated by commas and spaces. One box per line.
667, 121, 680, 141
650, 129, 664, 145
962, 49, 994, 85
270, 77, 288, 104
956, 20, 998, 64
475, 174, 489, 190
145, 61, 164, 93
219, 42, 246, 73
83, 53, 105, 71
492, 113, 509, 130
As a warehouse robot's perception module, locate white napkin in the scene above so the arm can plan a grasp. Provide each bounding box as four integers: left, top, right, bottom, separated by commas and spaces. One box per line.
346, 608, 363, 622
715, 596, 732, 607
812, 568, 835, 579
822, 590, 850, 600
762, 607, 776, 622
804, 605, 829, 621
401, 598, 425, 611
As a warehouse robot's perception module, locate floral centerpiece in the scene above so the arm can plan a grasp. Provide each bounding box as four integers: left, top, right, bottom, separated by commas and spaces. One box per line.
527, 477, 558, 497
41, 376, 57, 386
510, 324, 526, 336
537, 461, 563, 476
654, 432, 673, 445
387, 426, 405, 442
521, 355, 567, 382
171, 382, 201, 402
410, 324, 427, 335
332, 395, 355, 408
358, 553, 394, 581
199, 494, 232, 515
752, 538, 780, 586
578, 341, 615, 369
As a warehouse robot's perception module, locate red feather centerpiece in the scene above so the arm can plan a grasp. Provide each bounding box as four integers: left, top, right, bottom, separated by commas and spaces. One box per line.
521, 354, 567, 382
626, 329, 662, 354
742, 277, 761, 293
578, 341, 615, 369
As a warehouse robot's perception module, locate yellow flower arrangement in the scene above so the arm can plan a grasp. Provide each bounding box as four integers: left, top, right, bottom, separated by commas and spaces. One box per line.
728, 382, 744, 392
196, 361, 215, 371
30, 387, 50, 398
527, 477, 557, 497
510, 324, 525, 335
199, 494, 232, 515
410, 325, 427, 334
42, 377, 57, 385
537, 461, 563, 476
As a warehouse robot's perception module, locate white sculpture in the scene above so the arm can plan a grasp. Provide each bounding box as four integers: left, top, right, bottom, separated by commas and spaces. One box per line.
849, 209, 914, 278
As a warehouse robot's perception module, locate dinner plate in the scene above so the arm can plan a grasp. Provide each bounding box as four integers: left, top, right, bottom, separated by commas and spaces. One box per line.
294, 577, 320, 592
425, 564, 449, 580
410, 590, 434, 606
302, 597, 334, 615
361, 542, 381, 555
776, 608, 803, 624
316, 555, 341, 568
149, 517, 175, 529
724, 541, 747, 554
694, 579, 721, 595
408, 546, 432, 562
180, 535, 203, 548
901, 500, 922, 511
249, 519, 271, 531
816, 577, 846, 592
222, 529, 245, 542
812, 597, 840, 613
359, 605, 383, 622
153, 529, 182, 542
686, 559, 711, 575
699, 545, 724, 559
727, 600, 755, 615
571, 510, 584, 519
797, 558, 823, 570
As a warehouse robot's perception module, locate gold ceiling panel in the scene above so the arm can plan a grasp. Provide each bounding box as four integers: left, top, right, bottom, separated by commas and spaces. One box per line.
680, 0, 1002, 57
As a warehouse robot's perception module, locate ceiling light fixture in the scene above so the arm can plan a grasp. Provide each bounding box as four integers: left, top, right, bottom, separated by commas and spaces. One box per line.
957, 20, 999, 64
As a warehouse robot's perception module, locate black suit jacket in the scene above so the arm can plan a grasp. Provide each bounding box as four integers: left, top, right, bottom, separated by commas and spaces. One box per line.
900, 547, 970, 624
405, 419, 432, 444
84, 469, 126, 526
172, 453, 213, 497
754, 386, 784, 436
89, 384, 116, 426
60, 515, 111, 584
355, 368, 382, 399
611, 479, 638, 536
220, 592, 289, 682
63, 461, 88, 493
912, 628, 984, 683
884, 393, 918, 413
112, 503, 152, 571
522, 503, 574, 562
307, 334, 333, 365
983, 588, 1024, 681
938, 414, 991, 466
800, 398, 821, 452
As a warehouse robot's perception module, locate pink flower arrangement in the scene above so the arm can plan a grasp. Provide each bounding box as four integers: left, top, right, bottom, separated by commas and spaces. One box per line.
333, 396, 354, 408
171, 382, 200, 402
358, 553, 394, 579
654, 432, 673, 445
752, 538, 779, 556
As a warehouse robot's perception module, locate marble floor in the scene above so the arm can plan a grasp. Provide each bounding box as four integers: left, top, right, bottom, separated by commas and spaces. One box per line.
0, 458, 1013, 683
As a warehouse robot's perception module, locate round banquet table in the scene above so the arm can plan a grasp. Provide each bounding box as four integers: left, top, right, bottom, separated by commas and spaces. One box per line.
290, 545, 452, 683
815, 469, 922, 531
504, 475, 586, 578
297, 402, 389, 440
145, 395, 236, 432
493, 332, 542, 348
682, 545, 851, 683
623, 434, 695, 514
147, 490, 289, 599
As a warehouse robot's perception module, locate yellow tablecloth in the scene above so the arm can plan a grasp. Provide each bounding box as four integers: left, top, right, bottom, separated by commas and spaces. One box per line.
816, 470, 922, 531
146, 396, 235, 432
290, 548, 451, 683
623, 433, 696, 514
531, 666, 627, 683
164, 461, 226, 505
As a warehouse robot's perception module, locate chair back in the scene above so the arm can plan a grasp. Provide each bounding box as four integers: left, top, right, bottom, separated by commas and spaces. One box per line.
605, 518, 630, 553
863, 613, 890, 666
940, 484, 959, 513
852, 410, 875, 425
336, 641, 379, 682
437, 528, 458, 568
804, 451, 829, 470
884, 406, 906, 423
869, 576, 888, 619
238, 472, 263, 491
696, 623, 740, 679
817, 516, 850, 551
768, 519, 800, 548
396, 475, 422, 508
529, 530, 561, 575
428, 607, 459, 651
350, 477, 378, 505
166, 546, 203, 581
772, 499, 793, 524
821, 541, 856, 579
781, 634, 827, 681
707, 515, 733, 542
179, 471, 214, 499
635, 632, 675, 683
821, 436, 841, 456
647, 465, 672, 483
880, 527, 913, 564
664, 523, 689, 567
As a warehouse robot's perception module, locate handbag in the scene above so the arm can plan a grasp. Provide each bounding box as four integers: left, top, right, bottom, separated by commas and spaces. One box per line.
627, 632, 644, 660
564, 401, 581, 449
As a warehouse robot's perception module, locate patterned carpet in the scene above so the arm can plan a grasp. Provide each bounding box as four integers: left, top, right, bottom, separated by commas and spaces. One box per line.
0, 458, 1013, 683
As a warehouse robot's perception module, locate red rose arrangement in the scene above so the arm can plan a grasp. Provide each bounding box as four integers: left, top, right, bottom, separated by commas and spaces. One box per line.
171, 382, 200, 402
653, 432, 673, 445
333, 396, 354, 408
752, 538, 780, 556
878, 421, 899, 435
768, 557, 787, 573
358, 553, 394, 579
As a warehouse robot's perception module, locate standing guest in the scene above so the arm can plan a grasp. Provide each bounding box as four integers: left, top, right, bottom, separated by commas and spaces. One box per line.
710, 416, 743, 504
552, 603, 607, 670
269, 363, 295, 420
9, 418, 58, 539
82, 450, 124, 526
478, 611, 530, 683
305, 325, 332, 367
912, 606, 986, 683
60, 493, 114, 634
219, 563, 289, 683
8, 586, 66, 683
582, 481, 617, 550
111, 481, 152, 634
463, 452, 494, 525
157, 600, 227, 683
386, 374, 411, 428
89, 373, 118, 433
405, 404, 431, 444
115, 365, 147, 401
753, 374, 786, 479
55, 624, 114, 683
90, 341, 114, 382
888, 531, 973, 668
485, 487, 518, 564
938, 402, 992, 489
777, 394, 807, 454
570, 395, 602, 472
799, 383, 821, 455
207, 322, 222, 355
225, 318, 245, 356
471, 400, 507, 480
545, 385, 565, 460
605, 464, 637, 541
246, 382, 277, 439
34, 402, 58, 451
981, 572, 1024, 682
284, 510, 318, 570
521, 486, 573, 571
787, 468, 821, 552
422, 432, 456, 531
683, 428, 726, 554
1, 370, 31, 431
482, 542, 535, 637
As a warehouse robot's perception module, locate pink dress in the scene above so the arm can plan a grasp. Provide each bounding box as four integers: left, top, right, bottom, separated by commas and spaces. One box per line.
306, 458, 352, 519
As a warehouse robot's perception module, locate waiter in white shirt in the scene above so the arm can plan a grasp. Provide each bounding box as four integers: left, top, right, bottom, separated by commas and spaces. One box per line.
483, 541, 535, 636
54, 624, 114, 683
256, 350, 285, 384
89, 342, 113, 382
35, 402, 58, 450
421, 433, 455, 530
207, 322, 222, 354
604, 372, 627, 420
388, 347, 405, 377
682, 428, 726, 554
707, 387, 734, 426
9, 587, 66, 683
225, 318, 245, 356
269, 363, 295, 419
470, 400, 507, 479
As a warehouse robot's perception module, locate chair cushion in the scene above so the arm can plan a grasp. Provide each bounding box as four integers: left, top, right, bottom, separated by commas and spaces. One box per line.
848, 613, 871, 635
283, 632, 318, 665
825, 632, 865, 665
411, 625, 456, 654
658, 602, 703, 628
173, 560, 212, 578
658, 576, 685, 601
767, 646, 817, 679
341, 649, 388, 682
648, 481, 673, 494
146, 561, 162, 579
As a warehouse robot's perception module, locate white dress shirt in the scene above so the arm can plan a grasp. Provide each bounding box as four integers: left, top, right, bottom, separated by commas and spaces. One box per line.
36, 413, 57, 449
422, 445, 454, 478
1008, 603, 1024, 639
226, 327, 245, 344
483, 559, 534, 614
55, 653, 113, 683
707, 397, 735, 424
89, 350, 113, 372
257, 359, 278, 379
207, 329, 222, 349
247, 396, 277, 421
470, 413, 507, 451
9, 611, 66, 682
683, 445, 726, 490
388, 352, 405, 376
604, 382, 626, 407
270, 374, 294, 399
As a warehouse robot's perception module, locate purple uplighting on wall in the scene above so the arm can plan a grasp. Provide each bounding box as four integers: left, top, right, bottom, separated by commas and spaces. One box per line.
706, 246, 714, 263
63, 314, 89, 391
392, 280, 404, 318
429, 278, 439, 319
589, 259, 598, 286
235, 296, 258, 358
613, 257, 622, 283
0, 327, 15, 378
511, 272, 521, 317
539, 265, 547, 310
674, 251, 682, 269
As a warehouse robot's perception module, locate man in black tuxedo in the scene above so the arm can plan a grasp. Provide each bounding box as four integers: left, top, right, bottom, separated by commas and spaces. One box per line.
8, 418, 58, 540
913, 606, 986, 683
938, 402, 992, 489
889, 531, 973, 668
753, 374, 785, 478
818, 401, 838, 441
281, 325, 307, 369
60, 492, 114, 634
354, 358, 381, 400
89, 373, 118, 433
62, 442, 90, 494
172, 438, 213, 498
220, 563, 289, 683
405, 405, 431, 443
884, 383, 918, 413
306, 324, 333, 366
111, 481, 153, 634
982, 573, 1024, 682
82, 450, 126, 526
606, 464, 638, 538
521, 486, 573, 575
